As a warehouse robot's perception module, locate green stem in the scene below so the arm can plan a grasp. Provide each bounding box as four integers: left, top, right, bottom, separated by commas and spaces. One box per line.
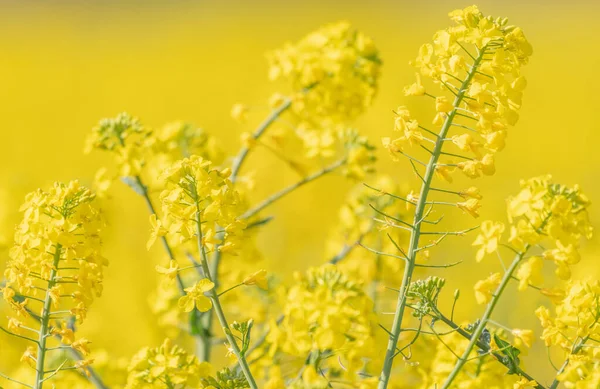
241, 158, 346, 219
549, 337, 589, 389
437, 250, 532, 388
231, 98, 292, 181
377, 44, 488, 389
35, 244, 62, 389
441, 214, 552, 388
436, 312, 545, 388
131, 175, 213, 363
218, 283, 244, 297
194, 202, 258, 389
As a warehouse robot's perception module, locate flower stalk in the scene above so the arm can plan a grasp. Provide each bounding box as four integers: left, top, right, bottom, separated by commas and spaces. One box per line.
35, 244, 63, 389
441, 215, 550, 389
378, 43, 488, 389
193, 198, 258, 389
440, 250, 527, 388
230, 97, 292, 181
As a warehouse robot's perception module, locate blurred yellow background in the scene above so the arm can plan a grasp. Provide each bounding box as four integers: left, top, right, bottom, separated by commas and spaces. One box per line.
1, 0, 599, 383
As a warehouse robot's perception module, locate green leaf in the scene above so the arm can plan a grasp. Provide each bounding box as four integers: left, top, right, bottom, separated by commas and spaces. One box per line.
493, 333, 521, 375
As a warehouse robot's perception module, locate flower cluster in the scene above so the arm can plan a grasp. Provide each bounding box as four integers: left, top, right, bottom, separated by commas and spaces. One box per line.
125, 339, 211, 388
148, 155, 246, 254
199, 367, 249, 389
1, 181, 106, 380
145, 122, 224, 189
267, 21, 381, 124
473, 175, 592, 293
85, 112, 150, 177
384, 5, 533, 184
265, 265, 378, 385
536, 281, 600, 388
87, 114, 224, 192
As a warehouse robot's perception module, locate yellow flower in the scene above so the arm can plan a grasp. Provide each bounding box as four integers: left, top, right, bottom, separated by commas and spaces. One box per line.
230, 103, 249, 123
147, 214, 167, 250
404, 73, 426, 96
514, 377, 538, 389
268, 93, 286, 108
435, 165, 454, 183
155, 260, 180, 285
435, 95, 453, 113
474, 273, 501, 304
515, 257, 543, 291
457, 198, 481, 218
457, 159, 481, 178
472, 220, 505, 262
540, 288, 565, 305
7, 317, 22, 334
20, 346, 37, 368
49, 285, 62, 307
178, 279, 214, 313
243, 269, 268, 290
51, 321, 75, 345
75, 359, 95, 377
512, 328, 534, 348
452, 133, 482, 156
240, 131, 256, 149
72, 338, 92, 356
460, 186, 482, 200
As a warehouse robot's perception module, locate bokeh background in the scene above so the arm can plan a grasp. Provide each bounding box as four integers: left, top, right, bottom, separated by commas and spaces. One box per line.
1, 0, 599, 384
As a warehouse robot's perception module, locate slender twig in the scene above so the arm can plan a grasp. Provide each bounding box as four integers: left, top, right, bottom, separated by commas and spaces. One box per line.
230, 97, 293, 181
241, 158, 346, 219
0, 371, 33, 388
0, 325, 39, 344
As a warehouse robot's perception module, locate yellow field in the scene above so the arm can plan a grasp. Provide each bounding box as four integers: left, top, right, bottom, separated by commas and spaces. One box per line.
0, 2, 599, 388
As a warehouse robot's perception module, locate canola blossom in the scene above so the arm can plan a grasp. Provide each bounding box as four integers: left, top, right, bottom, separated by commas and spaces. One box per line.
0, 5, 597, 389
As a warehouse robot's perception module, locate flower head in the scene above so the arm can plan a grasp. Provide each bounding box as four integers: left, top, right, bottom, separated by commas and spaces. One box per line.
178, 279, 215, 313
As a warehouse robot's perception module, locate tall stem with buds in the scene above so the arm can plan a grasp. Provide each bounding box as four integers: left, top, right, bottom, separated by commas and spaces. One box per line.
378, 44, 488, 389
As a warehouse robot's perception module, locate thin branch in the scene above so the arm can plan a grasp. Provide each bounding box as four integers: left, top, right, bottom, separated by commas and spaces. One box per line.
242, 158, 346, 219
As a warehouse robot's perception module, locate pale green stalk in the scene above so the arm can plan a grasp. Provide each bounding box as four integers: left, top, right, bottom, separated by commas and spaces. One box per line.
440, 250, 526, 388
377, 44, 488, 389
230, 97, 292, 180
1, 281, 109, 389
35, 244, 63, 389
194, 197, 258, 389
434, 311, 546, 389
441, 217, 550, 388
241, 158, 346, 219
